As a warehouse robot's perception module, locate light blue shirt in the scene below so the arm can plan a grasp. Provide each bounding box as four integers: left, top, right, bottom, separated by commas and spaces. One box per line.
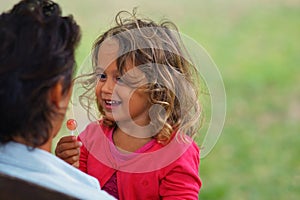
0, 142, 115, 200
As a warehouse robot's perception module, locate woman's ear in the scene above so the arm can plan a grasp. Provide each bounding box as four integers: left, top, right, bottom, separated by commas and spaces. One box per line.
50, 81, 72, 110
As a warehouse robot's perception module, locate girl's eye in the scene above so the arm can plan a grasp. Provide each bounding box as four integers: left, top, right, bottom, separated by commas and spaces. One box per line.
97, 73, 107, 81
116, 76, 125, 85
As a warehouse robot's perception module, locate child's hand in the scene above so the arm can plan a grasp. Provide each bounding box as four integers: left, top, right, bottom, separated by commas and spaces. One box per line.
55, 136, 82, 168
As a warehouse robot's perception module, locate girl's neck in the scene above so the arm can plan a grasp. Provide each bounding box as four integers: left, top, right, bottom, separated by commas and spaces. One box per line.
113, 126, 153, 153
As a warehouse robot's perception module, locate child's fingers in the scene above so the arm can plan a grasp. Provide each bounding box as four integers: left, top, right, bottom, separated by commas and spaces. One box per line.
72, 160, 79, 168
57, 135, 77, 144
57, 148, 80, 159
57, 141, 82, 152
55, 141, 82, 158
63, 155, 80, 166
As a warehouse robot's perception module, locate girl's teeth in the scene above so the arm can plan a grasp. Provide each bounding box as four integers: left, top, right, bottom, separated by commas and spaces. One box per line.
105, 100, 120, 105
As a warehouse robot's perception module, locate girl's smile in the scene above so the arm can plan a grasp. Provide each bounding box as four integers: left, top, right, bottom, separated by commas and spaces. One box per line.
103, 99, 122, 111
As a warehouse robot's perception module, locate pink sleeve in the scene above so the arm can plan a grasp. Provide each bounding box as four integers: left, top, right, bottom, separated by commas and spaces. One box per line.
77, 136, 88, 173
159, 142, 201, 200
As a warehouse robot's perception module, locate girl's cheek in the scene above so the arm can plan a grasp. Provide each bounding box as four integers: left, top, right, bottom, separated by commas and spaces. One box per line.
95, 83, 102, 97
115, 87, 131, 100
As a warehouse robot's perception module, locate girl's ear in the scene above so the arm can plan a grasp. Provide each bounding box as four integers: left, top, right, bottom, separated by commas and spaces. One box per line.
50, 80, 72, 109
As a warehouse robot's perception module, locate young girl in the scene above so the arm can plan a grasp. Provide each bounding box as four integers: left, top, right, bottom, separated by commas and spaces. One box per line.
56, 10, 202, 199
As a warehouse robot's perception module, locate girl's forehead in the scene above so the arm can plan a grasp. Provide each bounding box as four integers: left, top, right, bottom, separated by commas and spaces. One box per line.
97, 38, 119, 66
97, 38, 136, 73
99, 38, 119, 53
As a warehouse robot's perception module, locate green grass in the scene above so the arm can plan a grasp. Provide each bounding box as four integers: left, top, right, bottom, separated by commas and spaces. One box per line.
191, 2, 300, 199
2, 0, 299, 199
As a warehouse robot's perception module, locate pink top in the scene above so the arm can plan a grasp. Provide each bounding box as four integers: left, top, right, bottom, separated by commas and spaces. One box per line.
102, 128, 156, 199
78, 121, 201, 200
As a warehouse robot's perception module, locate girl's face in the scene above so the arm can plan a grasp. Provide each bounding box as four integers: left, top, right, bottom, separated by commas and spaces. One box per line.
95, 39, 151, 126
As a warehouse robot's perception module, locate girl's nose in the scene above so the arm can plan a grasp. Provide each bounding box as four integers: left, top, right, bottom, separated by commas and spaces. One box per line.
101, 78, 115, 94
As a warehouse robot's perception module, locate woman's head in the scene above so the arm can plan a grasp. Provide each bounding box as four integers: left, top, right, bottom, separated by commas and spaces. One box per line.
0, 0, 81, 147
83, 10, 201, 142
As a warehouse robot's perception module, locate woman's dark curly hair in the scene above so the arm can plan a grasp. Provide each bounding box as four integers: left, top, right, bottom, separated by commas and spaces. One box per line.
0, 0, 81, 147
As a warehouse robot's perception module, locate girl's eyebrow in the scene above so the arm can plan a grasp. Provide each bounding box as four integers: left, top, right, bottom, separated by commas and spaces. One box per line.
95, 66, 120, 75
95, 67, 104, 73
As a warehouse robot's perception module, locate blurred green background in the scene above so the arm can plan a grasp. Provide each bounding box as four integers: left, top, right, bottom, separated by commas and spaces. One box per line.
1, 0, 299, 199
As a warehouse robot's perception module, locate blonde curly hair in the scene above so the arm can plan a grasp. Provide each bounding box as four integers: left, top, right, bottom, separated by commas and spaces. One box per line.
79, 9, 202, 143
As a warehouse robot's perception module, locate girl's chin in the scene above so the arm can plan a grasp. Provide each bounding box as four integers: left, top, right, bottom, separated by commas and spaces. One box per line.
104, 114, 129, 123
103, 113, 120, 121
103, 114, 114, 120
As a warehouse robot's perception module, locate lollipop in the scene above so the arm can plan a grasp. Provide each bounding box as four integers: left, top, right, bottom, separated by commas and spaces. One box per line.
66, 119, 77, 135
